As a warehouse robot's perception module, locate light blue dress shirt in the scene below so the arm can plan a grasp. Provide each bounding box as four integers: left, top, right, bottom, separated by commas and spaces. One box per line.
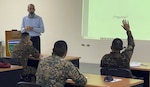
21, 14, 44, 37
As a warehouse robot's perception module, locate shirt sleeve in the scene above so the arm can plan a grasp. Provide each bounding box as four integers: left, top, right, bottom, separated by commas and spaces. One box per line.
66, 62, 87, 86
27, 45, 40, 58
32, 17, 44, 33
122, 31, 135, 60
100, 55, 107, 67
21, 17, 26, 33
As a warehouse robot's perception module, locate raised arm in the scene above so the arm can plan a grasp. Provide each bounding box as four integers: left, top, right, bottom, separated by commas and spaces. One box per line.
121, 19, 135, 59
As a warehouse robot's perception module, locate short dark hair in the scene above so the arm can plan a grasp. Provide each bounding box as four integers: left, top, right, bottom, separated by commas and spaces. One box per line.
21, 32, 29, 40
111, 38, 123, 50
28, 4, 35, 8
52, 40, 68, 57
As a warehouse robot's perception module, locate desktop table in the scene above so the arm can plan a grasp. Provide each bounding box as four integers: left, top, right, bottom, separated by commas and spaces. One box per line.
1, 55, 81, 68
130, 62, 150, 87
28, 55, 81, 68
66, 73, 144, 87
0, 65, 23, 87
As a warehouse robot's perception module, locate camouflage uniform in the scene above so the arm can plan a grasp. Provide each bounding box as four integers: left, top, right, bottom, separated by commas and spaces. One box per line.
36, 55, 87, 87
11, 41, 40, 77
100, 31, 135, 68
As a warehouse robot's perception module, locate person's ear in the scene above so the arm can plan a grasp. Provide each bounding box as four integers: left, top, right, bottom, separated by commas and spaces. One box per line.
62, 51, 67, 58
52, 48, 54, 52
27, 9, 29, 12
111, 46, 113, 50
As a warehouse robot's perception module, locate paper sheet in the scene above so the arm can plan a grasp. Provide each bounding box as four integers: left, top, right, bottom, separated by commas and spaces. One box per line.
130, 62, 141, 67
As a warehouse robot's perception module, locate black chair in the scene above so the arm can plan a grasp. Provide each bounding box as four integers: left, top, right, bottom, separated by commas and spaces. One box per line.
100, 67, 133, 78
16, 82, 49, 87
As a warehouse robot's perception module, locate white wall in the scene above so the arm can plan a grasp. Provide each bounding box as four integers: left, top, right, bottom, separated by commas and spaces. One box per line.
0, 0, 150, 64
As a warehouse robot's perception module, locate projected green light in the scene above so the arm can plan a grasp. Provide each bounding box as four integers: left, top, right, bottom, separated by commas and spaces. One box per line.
82, 0, 150, 40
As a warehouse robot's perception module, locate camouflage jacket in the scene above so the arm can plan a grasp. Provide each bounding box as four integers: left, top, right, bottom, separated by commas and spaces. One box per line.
36, 55, 87, 87
11, 41, 40, 75
100, 31, 135, 68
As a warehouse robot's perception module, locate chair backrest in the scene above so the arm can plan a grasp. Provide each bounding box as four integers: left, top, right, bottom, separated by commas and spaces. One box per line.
16, 82, 48, 87
100, 67, 133, 78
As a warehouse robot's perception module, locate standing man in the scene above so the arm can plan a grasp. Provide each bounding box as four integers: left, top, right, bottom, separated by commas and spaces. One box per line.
21, 4, 44, 53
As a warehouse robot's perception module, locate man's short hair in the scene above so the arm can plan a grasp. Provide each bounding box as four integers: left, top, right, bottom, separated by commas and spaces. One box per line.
28, 4, 35, 8
111, 38, 123, 50
52, 40, 68, 57
21, 32, 29, 40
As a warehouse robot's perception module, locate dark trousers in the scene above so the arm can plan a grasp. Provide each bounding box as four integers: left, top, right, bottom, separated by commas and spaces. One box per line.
30, 36, 41, 53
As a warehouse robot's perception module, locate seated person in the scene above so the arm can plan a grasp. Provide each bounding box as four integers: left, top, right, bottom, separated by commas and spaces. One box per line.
100, 19, 135, 69
11, 32, 40, 82
36, 40, 87, 87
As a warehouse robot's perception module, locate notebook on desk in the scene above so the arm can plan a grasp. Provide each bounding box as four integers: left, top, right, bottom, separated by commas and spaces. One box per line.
130, 62, 141, 67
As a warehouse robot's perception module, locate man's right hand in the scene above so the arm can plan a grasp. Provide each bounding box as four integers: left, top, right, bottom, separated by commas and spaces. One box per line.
27, 40, 33, 45
121, 19, 130, 31
25, 26, 33, 31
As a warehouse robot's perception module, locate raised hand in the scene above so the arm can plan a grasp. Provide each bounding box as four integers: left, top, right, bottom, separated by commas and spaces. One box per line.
121, 19, 130, 31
